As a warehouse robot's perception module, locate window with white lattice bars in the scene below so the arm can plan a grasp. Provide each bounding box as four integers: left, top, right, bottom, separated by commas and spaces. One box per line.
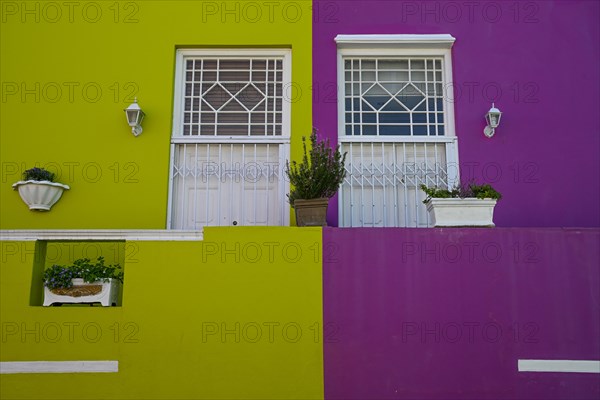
336, 35, 459, 228
168, 49, 291, 229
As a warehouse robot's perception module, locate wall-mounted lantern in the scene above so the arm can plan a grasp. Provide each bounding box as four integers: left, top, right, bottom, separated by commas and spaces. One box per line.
124, 98, 145, 136
484, 103, 502, 138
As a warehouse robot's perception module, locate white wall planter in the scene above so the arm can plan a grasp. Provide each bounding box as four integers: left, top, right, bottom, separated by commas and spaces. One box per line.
426, 198, 498, 227
43, 278, 119, 307
12, 180, 69, 211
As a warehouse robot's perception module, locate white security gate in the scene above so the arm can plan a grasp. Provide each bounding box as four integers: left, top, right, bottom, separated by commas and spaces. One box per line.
168, 50, 291, 229
170, 141, 287, 229
339, 137, 457, 227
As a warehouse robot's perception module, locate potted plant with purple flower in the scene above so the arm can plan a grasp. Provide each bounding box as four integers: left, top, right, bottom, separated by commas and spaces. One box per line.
12, 167, 70, 211
285, 131, 347, 226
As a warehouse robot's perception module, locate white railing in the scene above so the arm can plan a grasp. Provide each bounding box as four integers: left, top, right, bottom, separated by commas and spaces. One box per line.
168, 140, 289, 229
339, 137, 458, 227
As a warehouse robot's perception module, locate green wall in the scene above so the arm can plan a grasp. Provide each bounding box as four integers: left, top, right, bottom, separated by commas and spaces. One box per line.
0, 227, 323, 399
0, 1, 312, 228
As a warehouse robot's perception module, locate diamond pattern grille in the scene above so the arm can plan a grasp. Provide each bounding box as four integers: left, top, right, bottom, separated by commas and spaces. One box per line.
181, 58, 283, 136
344, 58, 445, 136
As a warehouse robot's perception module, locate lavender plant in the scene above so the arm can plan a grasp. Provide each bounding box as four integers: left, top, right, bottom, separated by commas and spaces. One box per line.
23, 167, 55, 182
285, 131, 347, 207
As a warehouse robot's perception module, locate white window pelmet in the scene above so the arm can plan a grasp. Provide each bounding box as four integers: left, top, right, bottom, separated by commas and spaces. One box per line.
336, 35, 459, 227
168, 49, 291, 229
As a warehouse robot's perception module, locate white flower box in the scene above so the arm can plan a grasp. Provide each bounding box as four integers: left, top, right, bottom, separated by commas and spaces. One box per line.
43, 278, 119, 307
426, 198, 498, 227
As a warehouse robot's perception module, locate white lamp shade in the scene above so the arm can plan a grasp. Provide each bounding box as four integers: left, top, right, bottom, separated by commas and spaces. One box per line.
124, 98, 145, 136
485, 104, 502, 128
125, 100, 144, 126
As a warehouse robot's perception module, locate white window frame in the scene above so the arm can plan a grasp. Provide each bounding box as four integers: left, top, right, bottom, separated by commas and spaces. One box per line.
335, 34, 460, 227
167, 48, 292, 229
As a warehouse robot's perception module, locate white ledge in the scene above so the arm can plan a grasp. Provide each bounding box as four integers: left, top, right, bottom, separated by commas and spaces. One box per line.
172, 136, 291, 144
0, 229, 203, 241
335, 34, 456, 48
0, 361, 118, 374
518, 359, 600, 374
339, 136, 457, 143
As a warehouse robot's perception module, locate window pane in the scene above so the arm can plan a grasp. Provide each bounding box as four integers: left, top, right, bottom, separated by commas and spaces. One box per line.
413, 125, 427, 135
380, 125, 406, 135
412, 113, 427, 123
363, 113, 376, 123
379, 113, 408, 124
363, 125, 377, 135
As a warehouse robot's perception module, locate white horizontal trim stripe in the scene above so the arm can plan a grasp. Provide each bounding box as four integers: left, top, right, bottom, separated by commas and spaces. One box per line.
518, 359, 600, 374
0, 229, 203, 241
172, 136, 290, 144
0, 361, 118, 374
178, 49, 290, 57
339, 136, 457, 144
335, 34, 456, 48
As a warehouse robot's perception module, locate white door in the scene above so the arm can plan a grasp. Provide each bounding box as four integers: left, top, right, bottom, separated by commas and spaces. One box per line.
169, 50, 291, 229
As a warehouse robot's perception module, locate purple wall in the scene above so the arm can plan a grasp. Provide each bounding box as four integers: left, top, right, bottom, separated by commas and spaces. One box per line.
313, 0, 600, 227
323, 227, 600, 399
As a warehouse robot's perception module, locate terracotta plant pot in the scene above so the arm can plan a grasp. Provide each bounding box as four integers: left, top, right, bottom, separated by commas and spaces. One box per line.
294, 198, 329, 227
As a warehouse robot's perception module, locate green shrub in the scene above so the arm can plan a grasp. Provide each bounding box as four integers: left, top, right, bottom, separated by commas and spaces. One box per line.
43, 257, 124, 289
421, 182, 502, 204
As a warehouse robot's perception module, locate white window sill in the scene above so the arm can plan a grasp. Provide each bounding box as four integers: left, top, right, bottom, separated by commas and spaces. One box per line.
0, 229, 203, 241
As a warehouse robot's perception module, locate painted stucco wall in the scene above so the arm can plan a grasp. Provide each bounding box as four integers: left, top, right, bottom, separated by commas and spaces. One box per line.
0, 227, 324, 399
323, 227, 600, 399
313, 0, 600, 227
0, 0, 312, 229
3, 227, 599, 399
